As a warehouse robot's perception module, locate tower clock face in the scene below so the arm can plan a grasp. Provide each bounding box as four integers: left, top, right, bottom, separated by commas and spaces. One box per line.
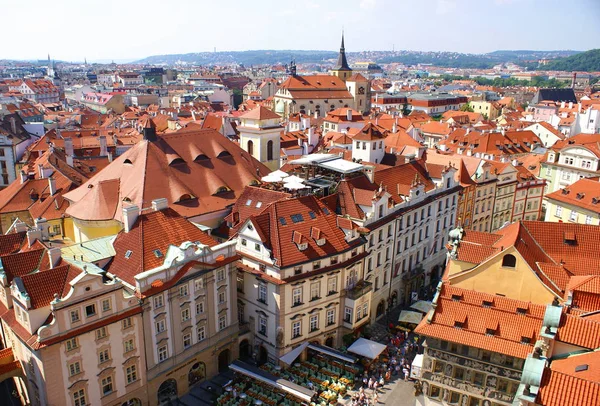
358, 87, 365, 95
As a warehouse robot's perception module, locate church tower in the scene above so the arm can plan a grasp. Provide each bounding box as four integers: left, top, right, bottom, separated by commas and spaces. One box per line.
238, 106, 283, 170
330, 32, 352, 82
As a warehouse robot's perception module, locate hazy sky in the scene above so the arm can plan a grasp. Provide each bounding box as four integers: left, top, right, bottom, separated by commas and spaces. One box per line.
3, 0, 599, 62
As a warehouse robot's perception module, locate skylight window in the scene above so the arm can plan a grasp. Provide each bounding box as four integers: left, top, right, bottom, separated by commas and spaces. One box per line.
125, 250, 133, 259
482, 300, 493, 308
516, 307, 527, 315
308, 211, 316, 219
279, 217, 287, 226
256, 202, 262, 208
521, 336, 531, 344
575, 364, 589, 372
153, 249, 163, 258
246, 199, 252, 206
291, 214, 304, 223
322, 208, 330, 215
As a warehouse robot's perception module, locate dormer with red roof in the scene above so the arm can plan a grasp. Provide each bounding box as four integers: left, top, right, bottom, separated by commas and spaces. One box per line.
351, 123, 387, 164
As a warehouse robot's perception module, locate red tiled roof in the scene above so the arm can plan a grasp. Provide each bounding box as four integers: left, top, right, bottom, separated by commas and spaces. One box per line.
551, 133, 600, 157
109, 207, 218, 286
545, 177, 600, 213
0, 232, 27, 255
335, 175, 378, 219
351, 123, 386, 141
556, 313, 600, 349
239, 106, 281, 120
0, 249, 45, 283
64, 125, 271, 222
19, 264, 79, 309
537, 365, 600, 406
373, 160, 436, 204
247, 195, 361, 268
415, 284, 545, 359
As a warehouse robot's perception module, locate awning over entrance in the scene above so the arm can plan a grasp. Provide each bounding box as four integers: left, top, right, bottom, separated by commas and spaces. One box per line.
347, 338, 387, 359
410, 300, 433, 314
398, 310, 425, 324
280, 342, 309, 366
230, 360, 316, 403
307, 343, 358, 364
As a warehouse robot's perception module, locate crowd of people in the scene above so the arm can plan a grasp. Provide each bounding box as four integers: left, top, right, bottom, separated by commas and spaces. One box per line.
349, 330, 421, 405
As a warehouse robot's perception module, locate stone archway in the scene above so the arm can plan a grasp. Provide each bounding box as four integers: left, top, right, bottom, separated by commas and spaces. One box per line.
325, 337, 335, 347
257, 345, 268, 366
188, 362, 206, 386
376, 300, 385, 317
157, 379, 177, 405
239, 339, 251, 359
218, 349, 231, 373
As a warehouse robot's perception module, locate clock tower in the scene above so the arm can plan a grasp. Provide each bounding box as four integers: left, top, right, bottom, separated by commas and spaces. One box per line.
347, 73, 371, 115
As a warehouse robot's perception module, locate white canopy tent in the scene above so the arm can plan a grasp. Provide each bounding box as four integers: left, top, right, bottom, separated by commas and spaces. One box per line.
411, 354, 424, 379
283, 175, 305, 183
280, 342, 309, 366
347, 338, 387, 359
398, 310, 425, 325
284, 181, 309, 190
410, 300, 433, 314
270, 170, 290, 179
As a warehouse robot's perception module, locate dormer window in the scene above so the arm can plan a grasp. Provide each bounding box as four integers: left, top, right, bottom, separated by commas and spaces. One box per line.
486, 328, 496, 336
454, 321, 464, 329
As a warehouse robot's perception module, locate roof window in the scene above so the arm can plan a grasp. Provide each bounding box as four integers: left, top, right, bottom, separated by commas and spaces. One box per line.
322, 208, 330, 215
279, 217, 287, 226
291, 214, 304, 223
256, 202, 262, 208
451, 294, 462, 302
153, 249, 163, 258
521, 336, 531, 344
125, 250, 133, 259
575, 364, 589, 372
516, 307, 527, 315
246, 199, 252, 206
308, 211, 316, 219
485, 328, 496, 336
482, 300, 493, 308
454, 321, 464, 329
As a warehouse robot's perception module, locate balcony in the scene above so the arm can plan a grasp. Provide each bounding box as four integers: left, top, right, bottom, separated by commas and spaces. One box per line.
345, 280, 373, 300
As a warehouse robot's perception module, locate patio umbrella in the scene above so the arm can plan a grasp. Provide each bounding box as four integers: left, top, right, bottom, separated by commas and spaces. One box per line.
284, 181, 309, 190
284, 175, 305, 183
270, 170, 290, 179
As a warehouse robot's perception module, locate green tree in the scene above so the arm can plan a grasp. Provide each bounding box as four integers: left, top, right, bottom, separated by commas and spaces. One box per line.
461, 102, 474, 112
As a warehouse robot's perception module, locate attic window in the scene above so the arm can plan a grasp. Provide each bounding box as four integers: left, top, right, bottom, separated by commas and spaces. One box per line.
322, 208, 330, 215
576, 192, 585, 200
177, 194, 193, 202
564, 231, 577, 245
482, 300, 493, 308
308, 211, 316, 219
246, 199, 252, 206
256, 202, 262, 208
575, 364, 589, 372
592, 197, 599, 205
217, 151, 232, 158
521, 336, 531, 344
291, 214, 304, 223
124, 159, 133, 165
153, 249, 163, 258
123, 197, 132, 202
454, 321, 464, 329
125, 250, 133, 259
215, 186, 229, 194
169, 157, 185, 166
562, 189, 570, 195
279, 217, 287, 225
451, 294, 462, 302
485, 328, 496, 336
194, 154, 209, 161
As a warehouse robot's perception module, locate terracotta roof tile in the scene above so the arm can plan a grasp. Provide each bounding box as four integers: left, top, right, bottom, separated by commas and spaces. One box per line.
537, 365, 600, 406
0, 232, 27, 255
18, 264, 77, 309
0, 249, 45, 283
239, 106, 281, 120
545, 177, 600, 213
556, 313, 600, 349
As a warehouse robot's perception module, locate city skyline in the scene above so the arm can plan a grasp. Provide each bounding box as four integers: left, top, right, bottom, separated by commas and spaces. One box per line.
3, 0, 599, 62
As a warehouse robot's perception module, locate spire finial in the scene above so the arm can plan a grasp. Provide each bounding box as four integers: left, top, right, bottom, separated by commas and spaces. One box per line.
341, 29, 345, 50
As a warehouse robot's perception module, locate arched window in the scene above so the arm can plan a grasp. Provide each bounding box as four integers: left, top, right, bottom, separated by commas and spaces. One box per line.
502, 254, 516, 268
267, 140, 273, 161
247, 140, 254, 156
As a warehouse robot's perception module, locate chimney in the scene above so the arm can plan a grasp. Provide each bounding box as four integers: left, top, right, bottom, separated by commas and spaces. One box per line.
66, 155, 74, 167
122, 205, 139, 233
48, 177, 56, 196
151, 198, 168, 211
64, 137, 74, 157
99, 135, 108, 156
568, 101, 573, 109
9, 117, 16, 134
27, 228, 42, 247
301, 116, 310, 130
47, 247, 61, 268
560, 101, 566, 108
108, 152, 113, 162
12, 220, 27, 233
346, 109, 352, 121
19, 170, 27, 184
191, 110, 196, 121
38, 164, 52, 179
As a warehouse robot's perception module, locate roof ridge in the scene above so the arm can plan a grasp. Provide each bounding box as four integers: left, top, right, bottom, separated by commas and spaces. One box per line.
521, 221, 559, 266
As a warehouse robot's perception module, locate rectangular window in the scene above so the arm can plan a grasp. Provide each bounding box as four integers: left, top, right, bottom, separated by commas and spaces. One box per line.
101, 376, 113, 395
179, 284, 189, 297
327, 309, 335, 325
66, 338, 78, 352
69, 362, 81, 377
122, 317, 133, 329
258, 284, 267, 303
85, 304, 96, 317
310, 282, 320, 300
555, 206, 563, 217
328, 277, 337, 294
99, 349, 110, 364
259, 316, 267, 335
156, 319, 166, 333
218, 291, 226, 304
73, 389, 86, 406
153, 294, 164, 309
310, 314, 319, 332
197, 326, 206, 341
96, 326, 107, 340
181, 308, 190, 322
586, 215, 593, 225
217, 269, 225, 282
293, 287, 302, 306
344, 307, 352, 323
569, 210, 578, 222
219, 315, 227, 331
292, 321, 301, 338
183, 333, 192, 348
124, 339, 135, 353
195, 278, 204, 291
101, 299, 111, 312
70, 310, 80, 323
313, 261, 321, 270
196, 301, 204, 315
158, 346, 168, 362
126, 365, 138, 384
